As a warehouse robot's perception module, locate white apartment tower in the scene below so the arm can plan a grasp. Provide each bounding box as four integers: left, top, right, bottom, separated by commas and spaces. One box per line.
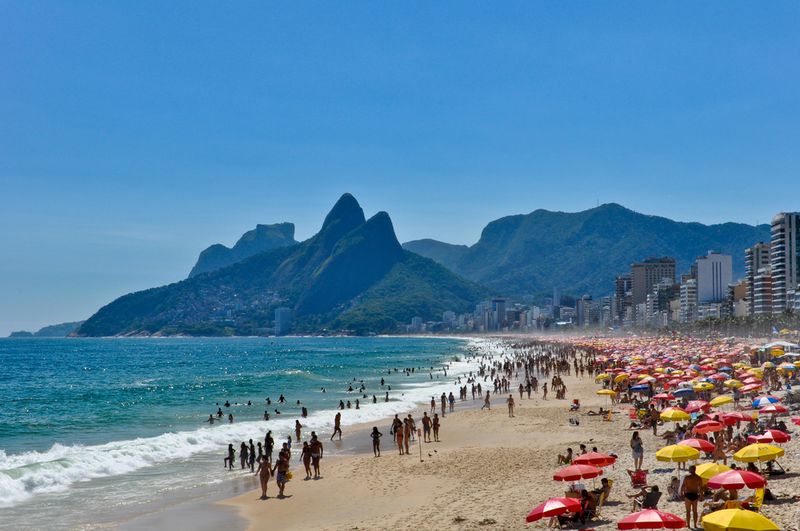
695, 251, 732, 304
770, 212, 800, 313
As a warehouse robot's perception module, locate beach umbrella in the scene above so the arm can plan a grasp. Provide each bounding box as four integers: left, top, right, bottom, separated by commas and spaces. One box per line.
660, 408, 690, 422
673, 388, 694, 398
751, 396, 780, 408
617, 509, 685, 530
653, 392, 675, 401
685, 400, 710, 413
722, 379, 743, 389
596, 373, 612, 381
733, 443, 784, 463
597, 389, 617, 396
758, 404, 787, 415
655, 444, 700, 463
722, 411, 754, 425
553, 464, 603, 482
630, 384, 650, 392
740, 383, 762, 392
525, 497, 582, 522
747, 429, 791, 444
701, 508, 778, 531
694, 382, 715, 392
791, 417, 800, 426
693, 420, 724, 434
615, 373, 630, 383
694, 463, 731, 482
709, 395, 733, 407
678, 438, 715, 453
707, 470, 767, 490
573, 451, 617, 467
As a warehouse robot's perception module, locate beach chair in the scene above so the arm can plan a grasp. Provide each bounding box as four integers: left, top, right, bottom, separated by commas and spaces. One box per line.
751, 488, 764, 512
634, 490, 661, 511
595, 491, 607, 517
629, 469, 648, 488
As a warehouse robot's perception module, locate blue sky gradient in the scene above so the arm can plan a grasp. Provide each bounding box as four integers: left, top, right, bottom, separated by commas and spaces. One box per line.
1, 2, 798, 334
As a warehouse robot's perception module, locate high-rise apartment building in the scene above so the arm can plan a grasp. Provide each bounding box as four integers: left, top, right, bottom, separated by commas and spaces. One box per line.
745, 242, 771, 316
771, 212, 800, 313
613, 274, 632, 325
631, 257, 676, 305
752, 268, 773, 316
695, 251, 732, 304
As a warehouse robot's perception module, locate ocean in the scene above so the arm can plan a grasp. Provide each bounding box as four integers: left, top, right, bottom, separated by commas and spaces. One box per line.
0, 336, 480, 530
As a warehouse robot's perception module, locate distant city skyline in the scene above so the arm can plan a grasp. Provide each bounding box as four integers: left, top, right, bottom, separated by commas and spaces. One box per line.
1, 2, 799, 334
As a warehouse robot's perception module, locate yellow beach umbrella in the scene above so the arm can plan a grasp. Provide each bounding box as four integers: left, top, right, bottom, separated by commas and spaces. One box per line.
695, 462, 731, 482
701, 508, 779, 531
722, 379, 743, 389
614, 373, 630, 383
656, 444, 700, 463
660, 408, 691, 422
595, 373, 611, 381
596, 389, 616, 396
733, 443, 784, 463
709, 395, 733, 407
762, 361, 775, 369
694, 382, 715, 392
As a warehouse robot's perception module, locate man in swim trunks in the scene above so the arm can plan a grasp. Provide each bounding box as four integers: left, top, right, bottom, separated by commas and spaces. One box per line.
309, 435, 323, 479
421, 412, 432, 442
330, 412, 342, 441
272, 452, 290, 497
681, 465, 702, 528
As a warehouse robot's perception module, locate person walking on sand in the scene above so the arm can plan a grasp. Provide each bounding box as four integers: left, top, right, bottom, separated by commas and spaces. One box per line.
371, 427, 382, 457
432, 413, 441, 442
330, 412, 342, 441
272, 452, 290, 497
507, 394, 515, 417
481, 390, 491, 410
631, 431, 644, 471
440, 392, 447, 417
422, 412, 432, 442
402, 417, 411, 455
255, 455, 272, 499
681, 465, 703, 528
300, 441, 312, 479
395, 421, 405, 454
430, 396, 436, 413
309, 435, 323, 479
542, 383, 548, 400
295, 420, 302, 442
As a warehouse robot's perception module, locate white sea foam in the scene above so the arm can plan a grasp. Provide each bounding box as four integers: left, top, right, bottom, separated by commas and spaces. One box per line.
0, 339, 501, 509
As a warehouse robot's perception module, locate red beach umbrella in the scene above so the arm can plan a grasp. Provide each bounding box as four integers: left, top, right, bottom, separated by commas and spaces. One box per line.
759, 404, 788, 415
553, 464, 603, 482
678, 438, 715, 453
791, 417, 800, 426
652, 393, 675, 401
617, 509, 686, 529
692, 420, 724, 434
722, 411, 754, 425
525, 497, 582, 522
748, 429, 791, 444
573, 451, 617, 467
685, 400, 710, 413
740, 383, 762, 392
707, 470, 767, 490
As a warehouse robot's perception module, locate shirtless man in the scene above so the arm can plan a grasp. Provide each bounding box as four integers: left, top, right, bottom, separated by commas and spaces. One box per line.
421, 412, 432, 442
255, 455, 272, 499
272, 452, 290, 497
432, 413, 441, 442
309, 435, 323, 479
330, 412, 342, 441
507, 394, 515, 418
681, 465, 703, 528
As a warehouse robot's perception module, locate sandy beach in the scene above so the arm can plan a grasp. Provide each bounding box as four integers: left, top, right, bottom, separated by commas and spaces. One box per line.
220, 341, 800, 531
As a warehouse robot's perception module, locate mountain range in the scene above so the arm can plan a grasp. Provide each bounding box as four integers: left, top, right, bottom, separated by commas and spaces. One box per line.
76, 195, 485, 336
403, 203, 770, 299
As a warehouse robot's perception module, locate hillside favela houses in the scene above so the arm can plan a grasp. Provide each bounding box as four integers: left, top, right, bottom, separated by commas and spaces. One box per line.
407, 211, 800, 335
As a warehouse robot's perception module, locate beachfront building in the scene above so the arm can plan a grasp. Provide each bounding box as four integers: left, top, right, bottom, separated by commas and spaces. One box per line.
631, 257, 676, 306
770, 212, 800, 314
745, 242, 771, 316
613, 273, 632, 326
274, 307, 292, 336
679, 278, 697, 323
752, 268, 774, 316
695, 251, 733, 304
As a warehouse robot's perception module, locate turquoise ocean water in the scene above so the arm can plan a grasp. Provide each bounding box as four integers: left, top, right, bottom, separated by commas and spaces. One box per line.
0, 337, 477, 529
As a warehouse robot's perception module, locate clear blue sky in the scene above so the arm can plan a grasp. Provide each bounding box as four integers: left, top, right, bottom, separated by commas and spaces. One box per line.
1, 2, 798, 335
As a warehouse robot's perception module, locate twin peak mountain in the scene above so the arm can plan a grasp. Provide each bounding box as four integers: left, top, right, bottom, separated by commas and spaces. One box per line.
77, 194, 485, 336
